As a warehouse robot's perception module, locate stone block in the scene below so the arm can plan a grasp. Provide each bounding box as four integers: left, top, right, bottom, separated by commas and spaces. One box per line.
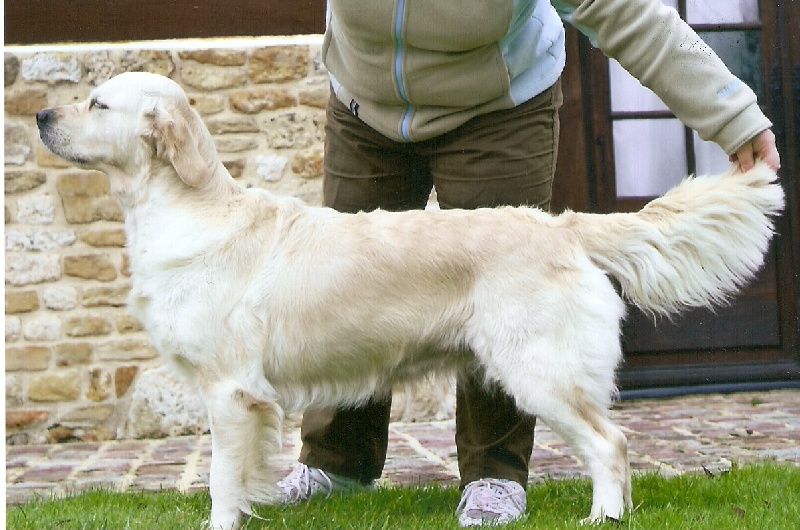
6, 375, 23, 407
28, 369, 81, 401
6, 228, 76, 252
178, 49, 246, 66
55, 342, 93, 366
5, 53, 20, 86
5, 170, 46, 194
291, 149, 324, 179
5, 89, 48, 115
83, 284, 130, 307
6, 346, 52, 372
57, 172, 123, 223
86, 368, 113, 402
257, 111, 320, 149
6, 316, 21, 343
5, 122, 33, 166
123, 364, 208, 438
23, 314, 63, 341
21, 53, 81, 84
64, 254, 117, 282
61, 403, 115, 425
230, 87, 297, 113
5, 290, 40, 314
255, 154, 288, 182
115, 365, 139, 397
116, 314, 144, 334
188, 93, 226, 115
248, 46, 310, 83
96, 340, 158, 361
180, 63, 247, 90
56, 171, 110, 198
214, 135, 259, 153
64, 197, 123, 224
15, 195, 57, 224
79, 228, 126, 248
7, 410, 49, 429
64, 315, 113, 337
83, 50, 117, 86
36, 143, 74, 168
43, 285, 79, 310
120, 50, 175, 77
299, 85, 329, 109
222, 159, 246, 179
5, 253, 61, 286
206, 116, 259, 134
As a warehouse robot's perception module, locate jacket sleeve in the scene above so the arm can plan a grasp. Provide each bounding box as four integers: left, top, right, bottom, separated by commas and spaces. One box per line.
552, 0, 772, 154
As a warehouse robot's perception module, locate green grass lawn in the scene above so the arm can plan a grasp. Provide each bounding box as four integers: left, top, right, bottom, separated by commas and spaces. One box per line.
7, 462, 799, 529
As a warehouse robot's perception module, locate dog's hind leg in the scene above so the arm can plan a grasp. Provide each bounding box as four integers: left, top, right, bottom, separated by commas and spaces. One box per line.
204, 380, 283, 530
493, 364, 631, 523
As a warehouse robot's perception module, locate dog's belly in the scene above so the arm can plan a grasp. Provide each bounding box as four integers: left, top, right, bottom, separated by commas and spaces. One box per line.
266, 338, 469, 412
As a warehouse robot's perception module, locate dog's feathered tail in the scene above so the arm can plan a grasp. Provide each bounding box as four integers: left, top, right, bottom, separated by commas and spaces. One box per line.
569, 162, 784, 317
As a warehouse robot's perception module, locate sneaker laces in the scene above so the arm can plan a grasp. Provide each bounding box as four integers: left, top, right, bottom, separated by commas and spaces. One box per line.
456, 479, 526, 524
277, 463, 333, 503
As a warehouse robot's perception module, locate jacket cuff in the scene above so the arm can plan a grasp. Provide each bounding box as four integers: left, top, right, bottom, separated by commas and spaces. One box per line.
712, 104, 773, 155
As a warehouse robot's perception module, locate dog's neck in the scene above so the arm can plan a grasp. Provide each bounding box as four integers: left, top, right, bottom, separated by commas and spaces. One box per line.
107, 156, 240, 212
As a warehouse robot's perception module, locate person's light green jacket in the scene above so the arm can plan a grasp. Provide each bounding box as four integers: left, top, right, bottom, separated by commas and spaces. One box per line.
323, 0, 771, 153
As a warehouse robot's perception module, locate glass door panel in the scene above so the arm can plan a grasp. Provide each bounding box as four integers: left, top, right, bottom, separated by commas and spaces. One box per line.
613, 119, 686, 197
699, 31, 763, 100
693, 132, 731, 174
609, 60, 668, 113
686, 0, 760, 24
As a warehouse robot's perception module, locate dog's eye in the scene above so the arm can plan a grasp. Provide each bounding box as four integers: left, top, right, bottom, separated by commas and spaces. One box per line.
89, 98, 109, 111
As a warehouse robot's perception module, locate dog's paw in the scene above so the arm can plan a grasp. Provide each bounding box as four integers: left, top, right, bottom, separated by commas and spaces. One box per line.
580, 514, 623, 526
207, 509, 242, 530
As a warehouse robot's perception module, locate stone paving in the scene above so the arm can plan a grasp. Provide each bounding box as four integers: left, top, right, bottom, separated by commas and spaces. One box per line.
6, 389, 800, 505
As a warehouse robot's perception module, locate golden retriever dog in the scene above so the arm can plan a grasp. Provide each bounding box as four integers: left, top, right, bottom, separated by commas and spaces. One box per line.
37, 72, 784, 529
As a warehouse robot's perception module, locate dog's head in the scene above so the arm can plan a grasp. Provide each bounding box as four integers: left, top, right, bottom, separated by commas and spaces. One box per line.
36, 72, 220, 194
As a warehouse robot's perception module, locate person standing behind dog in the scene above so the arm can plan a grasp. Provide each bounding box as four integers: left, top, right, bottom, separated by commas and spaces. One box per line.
277, 0, 781, 526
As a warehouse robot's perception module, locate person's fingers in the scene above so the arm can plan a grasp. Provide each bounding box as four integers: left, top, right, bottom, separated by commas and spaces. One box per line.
755, 129, 781, 170
733, 141, 756, 172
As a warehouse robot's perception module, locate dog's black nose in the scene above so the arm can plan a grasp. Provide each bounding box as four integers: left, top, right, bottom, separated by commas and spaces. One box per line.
36, 109, 54, 129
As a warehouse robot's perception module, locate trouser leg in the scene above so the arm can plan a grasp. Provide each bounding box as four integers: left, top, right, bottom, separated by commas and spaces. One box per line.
299, 92, 431, 483
424, 80, 562, 488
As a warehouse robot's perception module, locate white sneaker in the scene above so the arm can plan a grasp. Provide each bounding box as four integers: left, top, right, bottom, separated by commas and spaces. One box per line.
456, 479, 527, 526
277, 463, 373, 503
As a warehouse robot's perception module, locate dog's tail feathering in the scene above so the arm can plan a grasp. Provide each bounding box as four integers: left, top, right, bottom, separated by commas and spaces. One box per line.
571, 162, 784, 317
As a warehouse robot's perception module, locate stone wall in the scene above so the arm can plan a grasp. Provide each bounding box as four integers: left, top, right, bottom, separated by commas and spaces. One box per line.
5, 38, 455, 446
4, 39, 334, 445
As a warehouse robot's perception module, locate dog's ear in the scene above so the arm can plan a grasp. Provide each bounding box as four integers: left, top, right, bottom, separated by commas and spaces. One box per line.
145, 99, 217, 188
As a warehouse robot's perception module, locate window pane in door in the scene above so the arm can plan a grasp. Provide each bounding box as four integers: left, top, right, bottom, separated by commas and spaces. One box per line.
699, 31, 763, 99
609, 59, 669, 113
693, 131, 732, 175
613, 119, 687, 197
686, 0, 760, 24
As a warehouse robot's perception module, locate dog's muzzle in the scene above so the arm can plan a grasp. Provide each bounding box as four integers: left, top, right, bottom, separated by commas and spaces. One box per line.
36, 108, 56, 130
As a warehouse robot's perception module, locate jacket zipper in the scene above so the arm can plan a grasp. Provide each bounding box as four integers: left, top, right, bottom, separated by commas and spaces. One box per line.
393, 0, 413, 141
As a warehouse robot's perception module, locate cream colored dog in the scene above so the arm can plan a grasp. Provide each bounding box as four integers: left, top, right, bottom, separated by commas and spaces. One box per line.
37, 72, 784, 529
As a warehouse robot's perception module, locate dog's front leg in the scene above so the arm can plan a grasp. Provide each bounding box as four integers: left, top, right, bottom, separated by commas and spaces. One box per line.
204, 380, 283, 530
208, 433, 245, 530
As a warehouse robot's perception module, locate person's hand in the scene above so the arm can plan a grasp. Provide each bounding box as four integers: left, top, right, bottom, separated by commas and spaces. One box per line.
730, 129, 780, 172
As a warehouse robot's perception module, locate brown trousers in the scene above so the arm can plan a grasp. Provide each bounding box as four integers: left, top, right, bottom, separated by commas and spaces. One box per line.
299, 80, 563, 488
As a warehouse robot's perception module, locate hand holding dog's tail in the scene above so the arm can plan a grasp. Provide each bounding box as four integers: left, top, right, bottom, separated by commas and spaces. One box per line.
572, 162, 784, 317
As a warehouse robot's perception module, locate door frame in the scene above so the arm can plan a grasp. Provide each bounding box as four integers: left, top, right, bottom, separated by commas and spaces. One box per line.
566, 2, 800, 391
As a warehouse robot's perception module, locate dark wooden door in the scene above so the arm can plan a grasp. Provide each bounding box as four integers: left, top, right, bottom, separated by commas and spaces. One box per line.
554, 1, 800, 392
